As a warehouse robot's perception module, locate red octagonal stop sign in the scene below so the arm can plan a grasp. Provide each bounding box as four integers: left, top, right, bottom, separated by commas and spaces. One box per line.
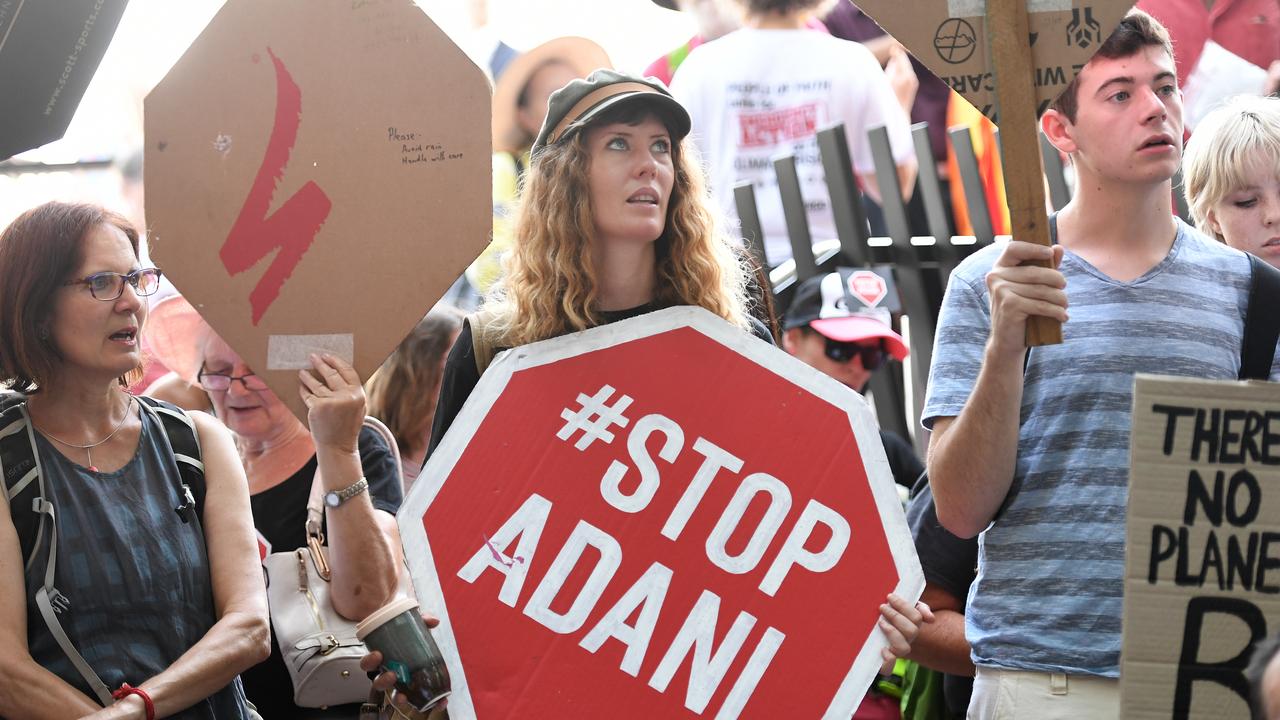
400, 307, 922, 719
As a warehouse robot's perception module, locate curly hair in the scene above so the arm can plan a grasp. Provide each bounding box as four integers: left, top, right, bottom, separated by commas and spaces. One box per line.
481, 103, 750, 348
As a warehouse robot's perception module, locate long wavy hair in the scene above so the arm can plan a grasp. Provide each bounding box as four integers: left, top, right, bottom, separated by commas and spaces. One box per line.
482, 103, 750, 348
365, 307, 465, 458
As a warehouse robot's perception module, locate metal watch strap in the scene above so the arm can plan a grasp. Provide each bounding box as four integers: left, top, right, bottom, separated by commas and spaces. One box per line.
328, 477, 369, 506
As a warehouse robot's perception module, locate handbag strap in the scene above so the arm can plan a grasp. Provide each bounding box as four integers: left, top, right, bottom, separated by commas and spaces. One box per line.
303, 416, 401, 580
304, 416, 404, 535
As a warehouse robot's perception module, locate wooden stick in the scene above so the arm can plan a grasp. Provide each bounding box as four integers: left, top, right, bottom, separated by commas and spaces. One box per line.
986, 0, 1063, 346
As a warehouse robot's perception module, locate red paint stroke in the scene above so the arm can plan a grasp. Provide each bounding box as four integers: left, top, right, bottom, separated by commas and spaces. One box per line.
221, 47, 331, 325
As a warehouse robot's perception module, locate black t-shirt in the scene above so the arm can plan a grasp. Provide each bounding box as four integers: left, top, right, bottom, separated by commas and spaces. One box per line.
879, 429, 923, 490
905, 474, 978, 716
427, 304, 774, 457
240, 426, 403, 718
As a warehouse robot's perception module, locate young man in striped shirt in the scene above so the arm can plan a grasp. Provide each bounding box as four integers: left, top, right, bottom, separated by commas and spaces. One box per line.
922, 9, 1280, 718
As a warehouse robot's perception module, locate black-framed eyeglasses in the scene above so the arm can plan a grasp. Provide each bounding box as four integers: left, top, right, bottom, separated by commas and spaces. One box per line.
824, 338, 887, 370
197, 364, 270, 392
64, 267, 162, 301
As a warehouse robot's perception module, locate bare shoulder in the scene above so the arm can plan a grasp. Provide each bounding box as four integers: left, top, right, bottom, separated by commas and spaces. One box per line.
144, 372, 213, 413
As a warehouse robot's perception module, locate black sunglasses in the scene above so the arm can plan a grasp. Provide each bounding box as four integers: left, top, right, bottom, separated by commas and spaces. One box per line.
823, 337, 887, 370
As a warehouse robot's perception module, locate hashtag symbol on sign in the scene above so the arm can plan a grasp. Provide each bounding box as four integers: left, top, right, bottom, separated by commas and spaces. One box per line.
556, 384, 633, 451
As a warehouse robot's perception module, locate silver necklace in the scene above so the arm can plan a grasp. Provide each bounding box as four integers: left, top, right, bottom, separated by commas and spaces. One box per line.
35, 395, 136, 472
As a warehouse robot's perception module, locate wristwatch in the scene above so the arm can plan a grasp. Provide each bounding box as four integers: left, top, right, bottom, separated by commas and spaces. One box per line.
325, 477, 369, 508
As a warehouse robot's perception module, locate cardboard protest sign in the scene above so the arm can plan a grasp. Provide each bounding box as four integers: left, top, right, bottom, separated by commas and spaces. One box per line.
1122, 375, 1280, 719
145, 0, 490, 421
0, 0, 129, 160
399, 306, 923, 719
850, 0, 1135, 121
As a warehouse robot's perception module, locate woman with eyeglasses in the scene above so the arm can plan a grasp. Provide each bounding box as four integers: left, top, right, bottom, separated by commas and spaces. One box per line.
0, 202, 269, 719
143, 293, 404, 719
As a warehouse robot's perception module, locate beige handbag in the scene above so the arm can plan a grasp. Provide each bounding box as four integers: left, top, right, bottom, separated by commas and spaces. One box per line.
262, 416, 410, 709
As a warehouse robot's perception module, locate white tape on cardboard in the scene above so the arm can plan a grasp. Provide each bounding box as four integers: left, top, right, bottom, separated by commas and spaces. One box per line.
266, 333, 354, 370
948, 0, 1072, 17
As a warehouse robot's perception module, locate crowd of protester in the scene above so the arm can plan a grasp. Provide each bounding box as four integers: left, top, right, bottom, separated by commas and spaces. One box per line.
0, 0, 1277, 717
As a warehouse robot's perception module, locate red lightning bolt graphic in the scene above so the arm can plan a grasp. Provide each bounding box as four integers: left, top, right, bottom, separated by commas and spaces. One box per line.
221, 48, 331, 325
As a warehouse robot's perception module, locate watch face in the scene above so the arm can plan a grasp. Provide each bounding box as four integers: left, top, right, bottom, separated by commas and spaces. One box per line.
325, 491, 340, 508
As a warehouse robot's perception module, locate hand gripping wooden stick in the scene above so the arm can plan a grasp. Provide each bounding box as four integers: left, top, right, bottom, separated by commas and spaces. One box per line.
987, 0, 1064, 346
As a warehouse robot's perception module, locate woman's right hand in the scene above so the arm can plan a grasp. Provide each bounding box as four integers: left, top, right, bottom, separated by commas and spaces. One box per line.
298, 353, 366, 454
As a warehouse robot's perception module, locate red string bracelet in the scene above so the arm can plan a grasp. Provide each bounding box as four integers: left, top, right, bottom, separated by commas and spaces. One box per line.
112, 683, 155, 720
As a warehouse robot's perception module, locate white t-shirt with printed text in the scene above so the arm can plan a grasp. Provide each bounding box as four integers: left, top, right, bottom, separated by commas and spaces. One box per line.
671, 28, 915, 265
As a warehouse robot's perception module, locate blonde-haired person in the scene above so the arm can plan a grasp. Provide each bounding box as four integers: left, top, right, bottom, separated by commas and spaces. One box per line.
1183, 94, 1280, 268
365, 306, 464, 490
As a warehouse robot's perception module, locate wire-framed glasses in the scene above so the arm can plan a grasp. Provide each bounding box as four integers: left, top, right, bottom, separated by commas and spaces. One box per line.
64, 267, 162, 301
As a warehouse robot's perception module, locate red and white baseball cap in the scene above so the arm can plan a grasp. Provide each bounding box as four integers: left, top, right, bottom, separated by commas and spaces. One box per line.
782, 271, 908, 360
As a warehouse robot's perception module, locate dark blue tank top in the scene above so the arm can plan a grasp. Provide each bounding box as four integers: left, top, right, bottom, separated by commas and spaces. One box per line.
24, 405, 250, 719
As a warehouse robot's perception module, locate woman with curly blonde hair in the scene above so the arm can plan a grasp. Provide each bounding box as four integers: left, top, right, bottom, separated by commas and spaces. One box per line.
428, 69, 770, 452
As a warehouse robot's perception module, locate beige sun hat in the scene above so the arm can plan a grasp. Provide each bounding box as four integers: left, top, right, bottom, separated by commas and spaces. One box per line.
142, 293, 212, 383
491, 36, 612, 154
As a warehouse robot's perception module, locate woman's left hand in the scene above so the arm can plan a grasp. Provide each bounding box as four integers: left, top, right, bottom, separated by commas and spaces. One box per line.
359, 614, 441, 710
877, 593, 933, 671
299, 353, 366, 454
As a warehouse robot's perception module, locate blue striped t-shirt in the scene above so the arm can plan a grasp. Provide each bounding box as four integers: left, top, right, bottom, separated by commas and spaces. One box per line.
922, 219, 1280, 677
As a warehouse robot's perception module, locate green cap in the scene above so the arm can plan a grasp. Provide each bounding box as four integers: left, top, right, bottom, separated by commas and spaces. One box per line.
531, 69, 692, 157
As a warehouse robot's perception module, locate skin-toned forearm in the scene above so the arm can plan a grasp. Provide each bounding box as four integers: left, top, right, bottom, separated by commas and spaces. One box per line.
855, 162, 917, 206
926, 344, 1025, 538
860, 36, 898, 65
121, 607, 269, 719
318, 446, 398, 620
0, 657, 101, 719
905, 585, 974, 676
907, 609, 972, 676
898, 161, 917, 203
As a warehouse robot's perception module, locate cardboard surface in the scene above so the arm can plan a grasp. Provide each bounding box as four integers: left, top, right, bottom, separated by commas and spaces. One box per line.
1122, 375, 1280, 719
144, 0, 490, 421
852, 0, 1136, 120
0, 0, 129, 159
399, 307, 924, 719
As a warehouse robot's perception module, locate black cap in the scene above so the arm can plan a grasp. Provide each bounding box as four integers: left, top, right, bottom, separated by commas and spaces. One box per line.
531, 69, 692, 156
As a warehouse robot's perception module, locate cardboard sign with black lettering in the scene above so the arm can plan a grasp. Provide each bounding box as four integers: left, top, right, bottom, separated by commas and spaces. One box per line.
399, 306, 923, 719
849, 0, 1136, 121
0, 0, 130, 160
1122, 374, 1280, 719
145, 0, 490, 421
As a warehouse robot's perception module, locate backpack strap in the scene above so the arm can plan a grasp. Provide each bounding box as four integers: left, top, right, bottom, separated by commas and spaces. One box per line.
1240, 254, 1280, 381
1, 398, 47, 574
31, 496, 114, 706
136, 396, 205, 521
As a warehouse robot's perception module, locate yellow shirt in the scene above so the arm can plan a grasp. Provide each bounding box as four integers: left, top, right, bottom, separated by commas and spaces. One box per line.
465, 149, 528, 294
